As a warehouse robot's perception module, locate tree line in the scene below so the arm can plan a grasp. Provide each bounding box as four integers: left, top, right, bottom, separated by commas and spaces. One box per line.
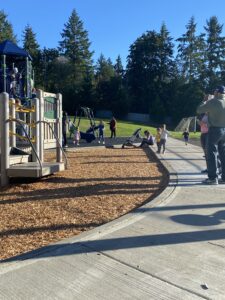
1, 9, 225, 125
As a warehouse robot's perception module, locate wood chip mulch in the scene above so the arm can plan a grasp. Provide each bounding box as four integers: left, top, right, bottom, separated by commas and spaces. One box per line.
0, 147, 168, 261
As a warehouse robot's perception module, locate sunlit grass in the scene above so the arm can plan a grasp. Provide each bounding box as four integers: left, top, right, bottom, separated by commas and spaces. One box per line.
68, 116, 201, 140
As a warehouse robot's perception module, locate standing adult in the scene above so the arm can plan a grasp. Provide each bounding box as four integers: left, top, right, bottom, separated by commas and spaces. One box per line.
109, 116, 117, 138
62, 111, 68, 148
197, 86, 225, 185
197, 94, 212, 173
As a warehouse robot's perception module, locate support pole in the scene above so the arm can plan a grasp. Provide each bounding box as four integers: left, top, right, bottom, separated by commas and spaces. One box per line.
2, 55, 6, 92
0, 92, 10, 187
37, 89, 44, 162
56, 93, 63, 163
25, 57, 29, 98
10, 98, 16, 147
33, 97, 40, 162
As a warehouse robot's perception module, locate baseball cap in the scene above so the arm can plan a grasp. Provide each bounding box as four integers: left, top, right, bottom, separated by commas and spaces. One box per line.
215, 85, 225, 94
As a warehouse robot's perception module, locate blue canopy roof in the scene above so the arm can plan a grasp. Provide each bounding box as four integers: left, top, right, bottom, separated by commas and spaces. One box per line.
0, 40, 31, 59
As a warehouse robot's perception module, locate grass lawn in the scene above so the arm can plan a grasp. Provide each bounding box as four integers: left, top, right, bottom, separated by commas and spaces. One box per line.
69, 116, 201, 141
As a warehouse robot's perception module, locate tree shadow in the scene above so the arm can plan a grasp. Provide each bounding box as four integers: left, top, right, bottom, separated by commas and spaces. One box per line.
8, 175, 162, 187
0, 181, 162, 205
3, 227, 225, 263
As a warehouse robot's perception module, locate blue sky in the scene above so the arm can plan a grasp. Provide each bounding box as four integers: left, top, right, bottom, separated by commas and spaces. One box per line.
2, 0, 225, 66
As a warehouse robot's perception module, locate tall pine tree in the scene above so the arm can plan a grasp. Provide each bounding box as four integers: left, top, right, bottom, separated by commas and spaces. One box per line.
126, 30, 160, 113
58, 9, 93, 82
22, 25, 40, 59
0, 10, 16, 43
176, 17, 205, 81
22, 25, 41, 86
58, 9, 94, 111
114, 55, 124, 77
204, 16, 225, 90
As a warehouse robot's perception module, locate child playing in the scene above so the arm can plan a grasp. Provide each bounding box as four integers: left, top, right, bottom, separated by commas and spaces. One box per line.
73, 126, 80, 146
182, 128, 189, 145
159, 124, 169, 154
98, 120, 105, 144
69, 119, 75, 139
155, 127, 161, 153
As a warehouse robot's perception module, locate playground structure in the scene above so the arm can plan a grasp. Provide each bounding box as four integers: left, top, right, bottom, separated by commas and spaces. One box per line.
0, 40, 67, 187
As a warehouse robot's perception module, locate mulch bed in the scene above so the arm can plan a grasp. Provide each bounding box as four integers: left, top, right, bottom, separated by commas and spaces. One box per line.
0, 147, 168, 261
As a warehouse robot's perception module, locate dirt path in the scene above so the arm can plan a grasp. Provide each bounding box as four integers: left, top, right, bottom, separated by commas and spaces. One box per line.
0, 147, 168, 260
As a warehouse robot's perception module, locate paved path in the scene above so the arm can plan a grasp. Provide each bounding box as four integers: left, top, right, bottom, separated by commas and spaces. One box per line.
1, 138, 225, 300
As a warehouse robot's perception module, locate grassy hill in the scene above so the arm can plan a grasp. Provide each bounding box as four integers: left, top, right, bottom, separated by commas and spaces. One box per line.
69, 117, 201, 141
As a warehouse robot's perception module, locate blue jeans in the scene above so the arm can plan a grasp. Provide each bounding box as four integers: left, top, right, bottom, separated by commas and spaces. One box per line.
207, 127, 225, 180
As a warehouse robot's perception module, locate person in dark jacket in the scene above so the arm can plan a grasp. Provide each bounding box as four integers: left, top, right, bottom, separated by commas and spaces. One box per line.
109, 117, 117, 138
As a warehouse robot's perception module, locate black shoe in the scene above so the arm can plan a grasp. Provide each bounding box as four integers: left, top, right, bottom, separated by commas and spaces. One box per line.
218, 179, 225, 184
201, 169, 208, 174
202, 178, 218, 185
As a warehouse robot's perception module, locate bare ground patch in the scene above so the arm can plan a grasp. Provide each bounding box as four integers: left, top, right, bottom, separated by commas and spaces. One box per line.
0, 147, 168, 260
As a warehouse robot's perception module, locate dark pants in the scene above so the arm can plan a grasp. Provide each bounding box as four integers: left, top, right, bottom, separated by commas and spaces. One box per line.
63, 131, 67, 146
207, 127, 225, 180
156, 142, 161, 153
140, 139, 151, 147
159, 139, 166, 153
200, 132, 208, 157
110, 129, 116, 138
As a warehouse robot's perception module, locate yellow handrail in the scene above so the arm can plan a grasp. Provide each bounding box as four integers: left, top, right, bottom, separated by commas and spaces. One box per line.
9, 130, 35, 143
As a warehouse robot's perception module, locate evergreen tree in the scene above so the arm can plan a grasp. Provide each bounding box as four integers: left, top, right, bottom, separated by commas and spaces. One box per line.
114, 55, 124, 77
0, 10, 16, 43
204, 16, 225, 90
58, 9, 93, 82
39, 48, 60, 91
22, 24, 40, 58
58, 9, 94, 110
94, 54, 115, 108
126, 27, 175, 120
176, 17, 205, 81
150, 23, 176, 121
126, 30, 160, 113
158, 23, 175, 82
95, 54, 115, 82
22, 25, 41, 86
94, 54, 128, 115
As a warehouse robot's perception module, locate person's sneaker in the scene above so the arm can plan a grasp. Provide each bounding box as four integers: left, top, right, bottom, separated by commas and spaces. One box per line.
98, 141, 100, 143
217, 168, 222, 176
64, 145, 68, 148
103, 141, 105, 144
201, 169, 208, 174
218, 179, 225, 184
202, 178, 218, 185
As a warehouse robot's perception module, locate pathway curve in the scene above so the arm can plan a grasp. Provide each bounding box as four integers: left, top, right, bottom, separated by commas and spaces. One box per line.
1, 138, 225, 299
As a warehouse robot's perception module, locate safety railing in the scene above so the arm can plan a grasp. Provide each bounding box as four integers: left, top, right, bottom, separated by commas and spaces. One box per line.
37, 120, 68, 169
7, 118, 43, 171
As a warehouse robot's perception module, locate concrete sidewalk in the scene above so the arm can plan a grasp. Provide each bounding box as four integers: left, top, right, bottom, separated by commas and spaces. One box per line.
1, 138, 225, 299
